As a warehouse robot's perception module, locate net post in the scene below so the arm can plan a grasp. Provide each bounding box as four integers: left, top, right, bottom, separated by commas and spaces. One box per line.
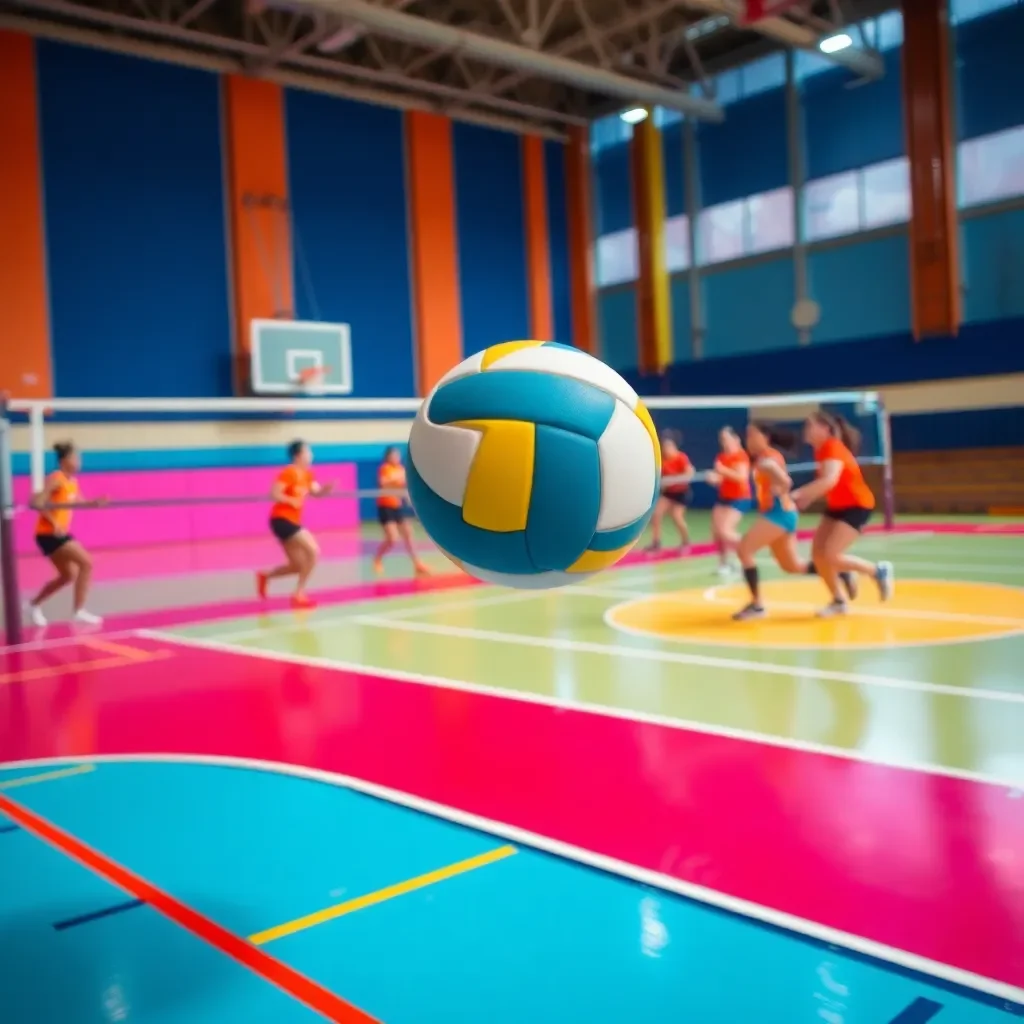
29, 404, 45, 492
0, 395, 23, 645
878, 398, 895, 530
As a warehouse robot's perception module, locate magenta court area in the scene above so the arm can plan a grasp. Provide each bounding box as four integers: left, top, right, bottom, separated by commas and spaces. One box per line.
1, 516, 1023, 1023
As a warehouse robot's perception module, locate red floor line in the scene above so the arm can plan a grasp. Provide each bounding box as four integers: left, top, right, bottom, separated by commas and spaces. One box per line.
0, 792, 381, 1024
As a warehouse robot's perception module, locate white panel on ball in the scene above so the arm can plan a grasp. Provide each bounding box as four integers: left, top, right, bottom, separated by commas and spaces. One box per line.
460, 563, 597, 589
434, 349, 486, 388
407, 404, 482, 507
486, 345, 639, 408
595, 401, 658, 531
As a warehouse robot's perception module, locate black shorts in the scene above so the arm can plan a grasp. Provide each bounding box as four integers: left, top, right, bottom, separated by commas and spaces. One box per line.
378, 505, 409, 526
824, 506, 873, 532
36, 534, 72, 558
269, 517, 303, 543
661, 490, 690, 507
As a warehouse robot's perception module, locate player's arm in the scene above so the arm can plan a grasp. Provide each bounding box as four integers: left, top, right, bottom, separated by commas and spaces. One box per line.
29, 475, 63, 529
678, 457, 695, 485
310, 480, 335, 497
713, 459, 749, 484
758, 458, 792, 491
792, 460, 842, 509
270, 479, 302, 508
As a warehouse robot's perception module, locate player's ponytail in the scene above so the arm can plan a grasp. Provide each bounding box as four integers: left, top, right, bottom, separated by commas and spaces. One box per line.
810, 410, 862, 455
750, 422, 798, 455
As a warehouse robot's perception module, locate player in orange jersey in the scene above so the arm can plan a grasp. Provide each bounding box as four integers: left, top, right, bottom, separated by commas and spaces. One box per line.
705, 426, 752, 577
257, 440, 334, 608
27, 441, 107, 627
646, 430, 695, 554
792, 410, 894, 617
373, 446, 430, 577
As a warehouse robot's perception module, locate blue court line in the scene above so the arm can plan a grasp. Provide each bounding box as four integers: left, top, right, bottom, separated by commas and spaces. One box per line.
0, 824, 19, 834
888, 998, 943, 1023
52, 898, 145, 931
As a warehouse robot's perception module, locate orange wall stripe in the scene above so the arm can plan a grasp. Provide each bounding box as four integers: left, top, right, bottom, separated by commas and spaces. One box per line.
521, 136, 554, 341
222, 76, 293, 392
564, 125, 596, 355
405, 111, 463, 395
902, 0, 960, 339
0, 31, 52, 399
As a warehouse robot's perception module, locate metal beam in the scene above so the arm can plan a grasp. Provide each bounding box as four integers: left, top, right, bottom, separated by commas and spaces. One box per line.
293, 0, 725, 119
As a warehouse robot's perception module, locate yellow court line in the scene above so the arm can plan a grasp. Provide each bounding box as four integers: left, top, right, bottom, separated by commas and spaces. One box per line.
250, 844, 517, 946
0, 764, 96, 790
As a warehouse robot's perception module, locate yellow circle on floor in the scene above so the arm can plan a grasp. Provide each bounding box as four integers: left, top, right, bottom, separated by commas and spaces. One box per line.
605, 578, 1024, 649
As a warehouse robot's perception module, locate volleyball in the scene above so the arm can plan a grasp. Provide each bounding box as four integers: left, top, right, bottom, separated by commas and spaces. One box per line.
407, 341, 661, 588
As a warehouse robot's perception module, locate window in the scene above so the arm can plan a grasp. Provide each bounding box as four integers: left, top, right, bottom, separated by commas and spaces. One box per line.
712, 69, 742, 106
595, 228, 638, 286
795, 48, 836, 82
747, 187, 794, 253
741, 54, 786, 97
863, 158, 911, 228
950, 0, 1020, 23
591, 114, 633, 154
653, 107, 683, 129
958, 126, 1024, 207
804, 171, 861, 240
698, 200, 745, 264
665, 214, 691, 272
875, 9, 904, 49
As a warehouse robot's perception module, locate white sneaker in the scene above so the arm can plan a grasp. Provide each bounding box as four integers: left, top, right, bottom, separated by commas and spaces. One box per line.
716, 564, 736, 578
26, 603, 47, 627
73, 609, 103, 625
817, 600, 849, 618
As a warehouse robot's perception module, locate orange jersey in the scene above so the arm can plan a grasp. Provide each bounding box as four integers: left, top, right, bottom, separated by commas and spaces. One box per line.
270, 465, 316, 525
716, 449, 751, 502
377, 462, 407, 509
815, 437, 875, 511
661, 452, 692, 495
754, 448, 794, 514
35, 471, 79, 536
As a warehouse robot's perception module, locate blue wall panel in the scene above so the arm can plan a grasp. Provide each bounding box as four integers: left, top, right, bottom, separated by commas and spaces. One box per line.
37, 43, 231, 398
544, 140, 573, 345
961, 208, 1024, 324
453, 123, 530, 356
698, 89, 788, 206
703, 257, 795, 358
955, 5, 1024, 140
670, 275, 693, 363
285, 90, 415, 398
662, 122, 686, 217
594, 142, 633, 234
809, 232, 911, 343
598, 288, 637, 372
803, 50, 904, 179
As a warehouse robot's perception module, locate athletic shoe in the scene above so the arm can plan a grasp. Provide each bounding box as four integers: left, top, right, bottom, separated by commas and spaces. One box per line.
414, 563, 431, 578
372, 557, 384, 576
291, 593, 316, 610
73, 609, 102, 625
839, 571, 859, 601
875, 561, 895, 601
256, 572, 268, 600
817, 600, 849, 618
716, 564, 736, 578
26, 603, 47, 627
732, 603, 766, 622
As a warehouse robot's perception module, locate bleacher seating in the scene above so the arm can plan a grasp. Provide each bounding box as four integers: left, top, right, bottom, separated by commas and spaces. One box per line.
893, 447, 1024, 514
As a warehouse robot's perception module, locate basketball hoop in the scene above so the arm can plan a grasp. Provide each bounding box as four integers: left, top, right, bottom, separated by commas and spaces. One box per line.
295, 366, 329, 396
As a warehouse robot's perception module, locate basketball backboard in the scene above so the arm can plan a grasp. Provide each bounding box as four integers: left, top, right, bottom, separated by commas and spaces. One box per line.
249, 319, 353, 394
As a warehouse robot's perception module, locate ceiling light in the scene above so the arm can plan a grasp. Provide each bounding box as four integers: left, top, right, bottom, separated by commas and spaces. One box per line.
620, 108, 649, 124
819, 32, 853, 53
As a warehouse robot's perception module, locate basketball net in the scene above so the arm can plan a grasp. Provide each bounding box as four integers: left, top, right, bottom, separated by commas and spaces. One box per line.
295, 365, 329, 396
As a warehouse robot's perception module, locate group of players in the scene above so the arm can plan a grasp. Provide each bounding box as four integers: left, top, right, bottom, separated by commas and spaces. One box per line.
648, 409, 894, 620
25, 408, 891, 624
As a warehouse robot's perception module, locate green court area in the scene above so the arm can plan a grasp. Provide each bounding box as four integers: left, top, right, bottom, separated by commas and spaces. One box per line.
170, 520, 1024, 787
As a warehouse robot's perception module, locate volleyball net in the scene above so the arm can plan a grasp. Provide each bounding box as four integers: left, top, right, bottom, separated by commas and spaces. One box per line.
0, 389, 892, 643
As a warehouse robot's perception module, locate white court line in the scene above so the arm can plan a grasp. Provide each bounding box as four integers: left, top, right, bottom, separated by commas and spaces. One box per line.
884, 560, 1024, 576
347, 616, 1024, 705
0, 629, 140, 655
3, 750, 1019, 1008
138, 630, 1022, 790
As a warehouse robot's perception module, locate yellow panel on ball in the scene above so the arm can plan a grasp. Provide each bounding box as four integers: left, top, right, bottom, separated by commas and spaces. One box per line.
480, 340, 545, 369
634, 399, 661, 474
567, 544, 633, 574
457, 419, 535, 533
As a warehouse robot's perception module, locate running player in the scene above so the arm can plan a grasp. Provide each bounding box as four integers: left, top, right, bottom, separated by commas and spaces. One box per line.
373, 446, 430, 578
705, 426, 751, 576
792, 410, 894, 617
646, 430, 694, 554
257, 440, 333, 608
26, 442, 106, 627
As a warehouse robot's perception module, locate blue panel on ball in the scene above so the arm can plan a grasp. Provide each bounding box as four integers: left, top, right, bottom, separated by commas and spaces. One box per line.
428, 371, 616, 441
526, 426, 601, 572
406, 459, 538, 575
589, 511, 653, 552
